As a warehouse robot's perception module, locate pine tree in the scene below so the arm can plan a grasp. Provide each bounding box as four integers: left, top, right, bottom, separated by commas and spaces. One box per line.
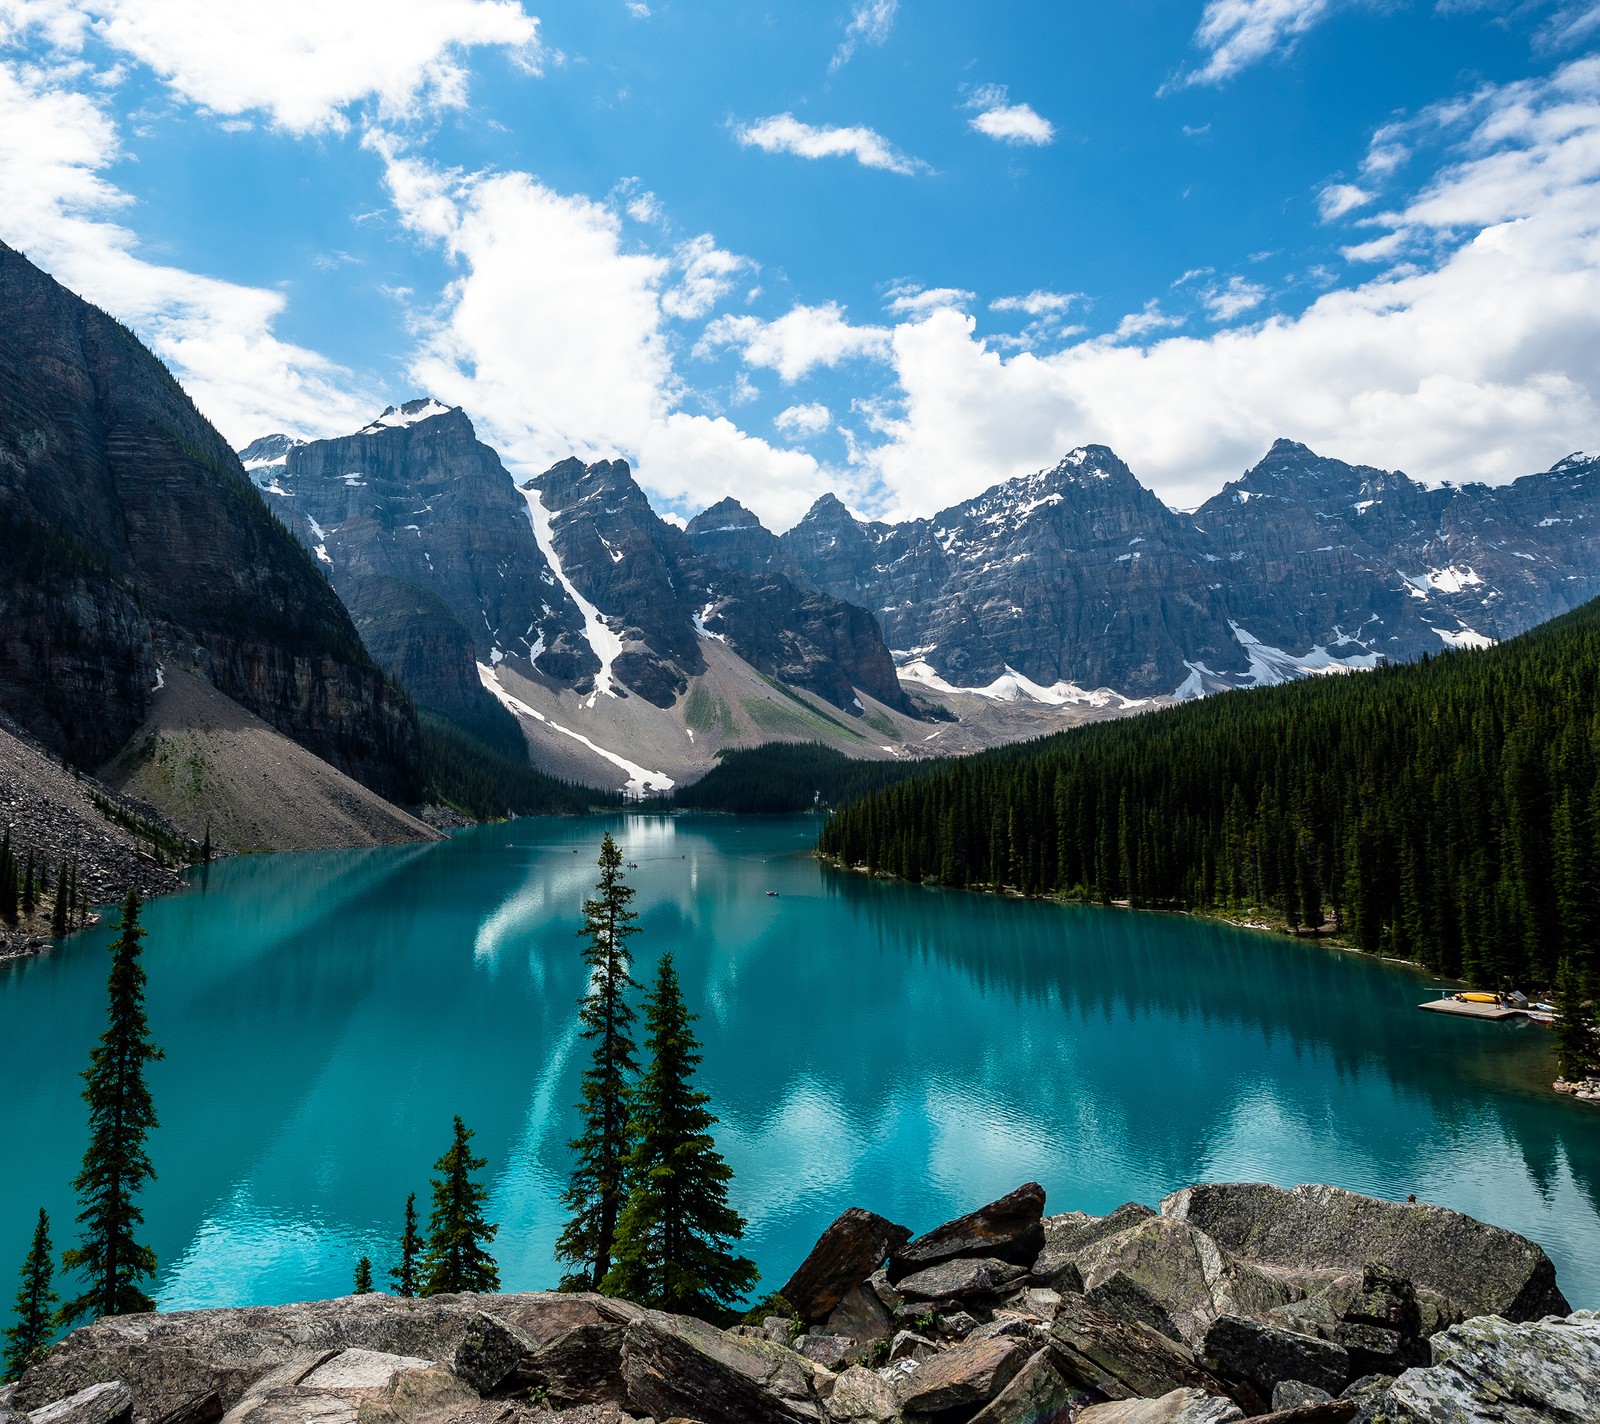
0, 829, 16, 926
1554, 958, 1600, 1080
201, 822, 212, 866
604, 954, 758, 1319
353, 1257, 374, 1295
21, 848, 36, 919
2, 1209, 58, 1382
420, 1117, 499, 1296
50, 867, 69, 939
59, 892, 164, 1324
389, 1192, 422, 1297
556, 834, 640, 1290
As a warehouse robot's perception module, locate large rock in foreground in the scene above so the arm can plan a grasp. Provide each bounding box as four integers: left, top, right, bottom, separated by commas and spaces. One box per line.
1161, 1184, 1569, 1325
887, 1183, 1046, 1284
1355, 1310, 1600, 1423
781, 1209, 913, 1325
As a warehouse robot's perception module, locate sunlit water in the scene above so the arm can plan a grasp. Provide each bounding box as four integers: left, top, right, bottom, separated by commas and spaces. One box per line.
3, 814, 1597, 1328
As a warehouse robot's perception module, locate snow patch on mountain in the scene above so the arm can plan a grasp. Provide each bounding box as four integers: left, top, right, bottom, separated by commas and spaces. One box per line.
1432, 625, 1495, 650
521, 483, 622, 702
897, 655, 1142, 710
477, 663, 673, 796
1229, 622, 1384, 685
358, 398, 454, 434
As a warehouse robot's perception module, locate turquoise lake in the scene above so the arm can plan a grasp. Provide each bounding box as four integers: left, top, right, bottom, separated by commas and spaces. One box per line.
2, 813, 1597, 1328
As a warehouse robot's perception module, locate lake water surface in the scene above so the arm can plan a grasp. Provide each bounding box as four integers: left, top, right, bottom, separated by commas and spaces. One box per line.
3, 814, 1597, 1325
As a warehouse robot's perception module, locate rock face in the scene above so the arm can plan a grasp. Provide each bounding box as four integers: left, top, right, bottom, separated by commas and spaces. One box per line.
888, 1183, 1047, 1283
780, 1209, 913, 1325
1354, 1310, 1600, 1423
529, 458, 911, 715
686, 440, 1600, 701
1161, 1183, 1570, 1324
0, 242, 420, 801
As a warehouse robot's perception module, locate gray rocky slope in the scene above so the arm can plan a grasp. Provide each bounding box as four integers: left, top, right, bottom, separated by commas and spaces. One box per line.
6, 1181, 1589, 1424
686, 440, 1600, 702
240, 406, 910, 733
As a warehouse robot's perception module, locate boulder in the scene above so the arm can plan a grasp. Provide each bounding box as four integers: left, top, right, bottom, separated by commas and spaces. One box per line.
895, 1258, 1028, 1304
1076, 1388, 1244, 1423
1201, 1315, 1350, 1399
1354, 1310, 1600, 1423
894, 1335, 1025, 1417
935, 1311, 980, 1342
825, 1286, 894, 1346
1048, 1298, 1247, 1408
795, 1336, 857, 1372
823, 1366, 900, 1424
519, 1322, 630, 1406
1332, 1266, 1427, 1378
889, 1332, 936, 1364
218, 1350, 475, 1424
619, 1309, 825, 1424
1273, 1381, 1333, 1409
454, 1315, 537, 1395
783, 1210, 914, 1324
1247, 1406, 1355, 1423
25, 1383, 132, 1424
1071, 1215, 1298, 1347
965, 1347, 1077, 1424
1085, 1272, 1184, 1343
888, 1185, 1047, 1285
1161, 1184, 1569, 1324
1032, 1204, 1157, 1290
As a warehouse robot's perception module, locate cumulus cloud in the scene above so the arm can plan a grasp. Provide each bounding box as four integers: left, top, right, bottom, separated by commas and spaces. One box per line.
830, 0, 897, 72
1318, 181, 1375, 220
699, 302, 893, 382
0, 55, 375, 441
775, 402, 832, 436
733, 113, 928, 175
1201, 275, 1268, 320
965, 85, 1056, 146
853, 55, 1600, 516
6, 0, 542, 134
661, 234, 753, 320
368, 136, 827, 528
991, 290, 1078, 315
884, 283, 976, 316
1175, 0, 1340, 88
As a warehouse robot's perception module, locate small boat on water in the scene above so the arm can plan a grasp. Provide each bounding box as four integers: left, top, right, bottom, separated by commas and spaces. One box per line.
766, 890, 779, 898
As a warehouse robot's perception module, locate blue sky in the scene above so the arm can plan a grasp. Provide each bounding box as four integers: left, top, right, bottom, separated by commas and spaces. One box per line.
3, 1, 1599, 526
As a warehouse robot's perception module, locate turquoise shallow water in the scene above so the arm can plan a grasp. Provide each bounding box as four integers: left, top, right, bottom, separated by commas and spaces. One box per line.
2, 813, 1597, 1327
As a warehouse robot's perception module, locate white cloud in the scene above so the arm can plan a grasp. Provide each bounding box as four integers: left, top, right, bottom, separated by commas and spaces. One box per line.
1201, 275, 1268, 320
965, 84, 1056, 146
775, 402, 832, 436
1176, 0, 1339, 88
1114, 300, 1186, 339
853, 56, 1600, 516
661, 234, 753, 320
626, 1, 650, 16
884, 283, 976, 316
638, 413, 831, 530
0, 55, 374, 441
830, 0, 897, 72
733, 113, 927, 176
1318, 181, 1374, 220
8, 0, 542, 134
700, 302, 893, 382
991, 290, 1077, 315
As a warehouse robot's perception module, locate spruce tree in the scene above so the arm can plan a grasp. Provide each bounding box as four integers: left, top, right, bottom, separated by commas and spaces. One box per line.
389, 1192, 422, 1297
604, 954, 758, 1318
50, 869, 69, 939
420, 1117, 499, 1296
59, 892, 164, 1324
1554, 958, 1600, 1080
2, 1209, 58, 1382
21, 848, 36, 919
0, 829, 16, 926
353, 1257, 374, 1294
556, 834, 640, 1290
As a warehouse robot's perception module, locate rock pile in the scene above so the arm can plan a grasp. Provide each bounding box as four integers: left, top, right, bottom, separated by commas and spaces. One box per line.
3, 1182, 1592, 1424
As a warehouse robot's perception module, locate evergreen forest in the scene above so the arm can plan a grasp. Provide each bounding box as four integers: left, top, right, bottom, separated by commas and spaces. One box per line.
818, 596, 1600, 988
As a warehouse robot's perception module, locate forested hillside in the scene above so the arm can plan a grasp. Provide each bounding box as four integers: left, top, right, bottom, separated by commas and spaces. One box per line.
819, 599, 1600, 987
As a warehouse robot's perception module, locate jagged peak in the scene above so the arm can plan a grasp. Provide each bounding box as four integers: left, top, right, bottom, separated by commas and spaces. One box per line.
237, 433, 304, 469
356, 396, 457, 435
798, 491, 861, 525
1549, 450, 1596, 474
686, 496, 767, 535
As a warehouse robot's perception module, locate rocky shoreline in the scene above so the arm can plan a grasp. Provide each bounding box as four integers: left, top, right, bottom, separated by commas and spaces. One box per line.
3, 1181, 1592, 1424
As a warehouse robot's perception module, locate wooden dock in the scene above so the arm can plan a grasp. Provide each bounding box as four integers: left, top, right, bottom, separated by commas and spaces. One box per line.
1418, 997, 1525, 1022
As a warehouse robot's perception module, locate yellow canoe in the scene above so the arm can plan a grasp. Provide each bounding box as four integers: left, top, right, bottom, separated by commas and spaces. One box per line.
1461, 993, 1500, 1003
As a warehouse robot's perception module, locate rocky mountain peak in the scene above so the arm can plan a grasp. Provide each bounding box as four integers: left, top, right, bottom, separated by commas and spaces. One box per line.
357, 396, 456, 434
686, 496, 764, 534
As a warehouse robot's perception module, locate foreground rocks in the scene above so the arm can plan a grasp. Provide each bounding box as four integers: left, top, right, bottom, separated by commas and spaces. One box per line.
9, 1182, 1586, 1424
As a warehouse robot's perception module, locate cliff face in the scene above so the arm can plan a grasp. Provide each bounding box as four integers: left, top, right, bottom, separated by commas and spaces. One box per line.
688, 440, 1600, 701
0, 243, 420, 799
531, 457, 912, 713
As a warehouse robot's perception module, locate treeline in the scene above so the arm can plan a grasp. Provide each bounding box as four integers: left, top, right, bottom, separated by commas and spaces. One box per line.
669, 742, 929, 814
418, 713, 620, 819
820, 597, 1600, 989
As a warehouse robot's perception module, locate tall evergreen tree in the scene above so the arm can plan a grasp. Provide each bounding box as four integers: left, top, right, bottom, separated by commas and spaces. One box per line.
21, 848, 36, 918
59, 892, 164, 1324
1554, 958, 1600, 1080
2, 1209, 57, 1382
0, 829, 17, 926
50, 866, 69, 938
604, 954, 758, 1319
556, 834, 640, 1290
352, 1257, 374, 1295
420, 1117, 499, 1296
389, 1192, 422, 1298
